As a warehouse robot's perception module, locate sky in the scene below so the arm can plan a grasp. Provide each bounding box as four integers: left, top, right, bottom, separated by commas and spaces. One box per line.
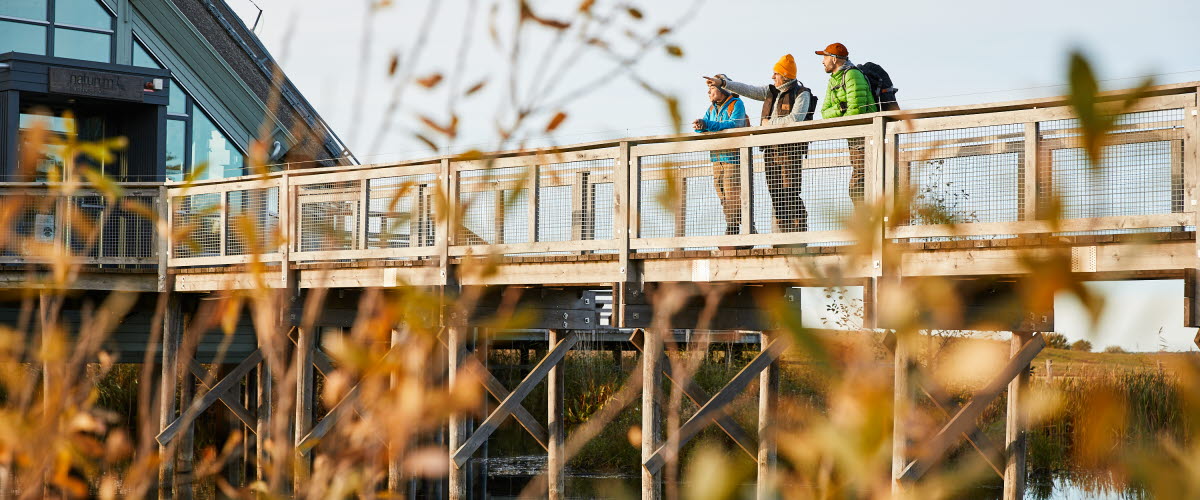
226, 0, 1200, 351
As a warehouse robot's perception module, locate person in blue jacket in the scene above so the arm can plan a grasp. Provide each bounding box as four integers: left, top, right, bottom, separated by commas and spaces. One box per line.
693, 80, 749, 235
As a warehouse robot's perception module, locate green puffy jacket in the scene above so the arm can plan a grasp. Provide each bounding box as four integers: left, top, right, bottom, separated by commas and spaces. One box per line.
821, 64, 878, 119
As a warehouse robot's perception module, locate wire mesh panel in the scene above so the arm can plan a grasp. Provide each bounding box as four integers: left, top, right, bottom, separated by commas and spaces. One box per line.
639, 150, 742, 239
536, 159, 615, 243
368, 173, 438, 250
1, 195, 57, 258
457, 166, 530, 245
172, 193, 221, 258
103, 194, 156, 260
1039, 109, 1185, 219
899, 124, 1025, 225
751, 139, 863, 236
298, 181, 361, 252
67, 195, 105, 258
226, 188, 279, 256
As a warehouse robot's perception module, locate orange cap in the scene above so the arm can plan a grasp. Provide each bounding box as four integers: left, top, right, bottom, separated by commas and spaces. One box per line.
815, 43, 849, 58
772, 54, 797, 80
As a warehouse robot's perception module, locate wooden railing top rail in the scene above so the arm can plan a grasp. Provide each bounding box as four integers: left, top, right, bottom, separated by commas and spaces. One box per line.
164, 81, 1200, 188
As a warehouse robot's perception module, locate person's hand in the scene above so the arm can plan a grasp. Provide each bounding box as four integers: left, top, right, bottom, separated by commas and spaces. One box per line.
692, 119, 705, 131
703, 75, 722, 87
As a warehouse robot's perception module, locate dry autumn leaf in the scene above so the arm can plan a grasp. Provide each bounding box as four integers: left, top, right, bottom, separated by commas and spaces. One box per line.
415, 73, 443, 88
545, 112, 568, 132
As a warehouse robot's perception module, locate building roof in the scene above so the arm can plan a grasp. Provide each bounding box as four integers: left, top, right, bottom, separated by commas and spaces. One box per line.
169, 0, 355, 168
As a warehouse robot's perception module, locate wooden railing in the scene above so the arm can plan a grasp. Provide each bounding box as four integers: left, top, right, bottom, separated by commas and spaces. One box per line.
139, 83, 1200, 280
0, 183, 165, 267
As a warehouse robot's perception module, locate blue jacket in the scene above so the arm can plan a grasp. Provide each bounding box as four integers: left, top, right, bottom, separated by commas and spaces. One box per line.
695, 96, 748, 164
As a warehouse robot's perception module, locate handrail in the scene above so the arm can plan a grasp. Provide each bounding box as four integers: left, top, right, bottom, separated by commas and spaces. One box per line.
5, 81, 1200, 287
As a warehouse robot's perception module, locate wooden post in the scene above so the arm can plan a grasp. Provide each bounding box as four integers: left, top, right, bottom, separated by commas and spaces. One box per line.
388, 328, 403, 493
294, 325, 315, 489
256, 358, 272, 485
756, 331, 778, 500
1003, 332, 1032, 500
177, 375, 195, 500
1045, 359, 1052, 381
447, 325, 468, 500
159, 293, 182, 499
547, 329, 566, 500
891, 330, 911, 497
641, 327, 663, 500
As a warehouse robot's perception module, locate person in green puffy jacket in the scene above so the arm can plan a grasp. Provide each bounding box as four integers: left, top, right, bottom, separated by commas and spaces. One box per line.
815, 42, 876, 206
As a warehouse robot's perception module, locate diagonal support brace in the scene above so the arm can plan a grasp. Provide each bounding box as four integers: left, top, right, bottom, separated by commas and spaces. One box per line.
899, 333, 1044, 482
643, 334, 791, 474
157, 349, 263, 446
628, 329, 758, 462
188, 361, 256, 431
452, 332, 579, 467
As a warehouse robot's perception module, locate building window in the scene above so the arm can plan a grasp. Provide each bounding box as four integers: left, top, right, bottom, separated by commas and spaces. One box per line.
132, 37, 247, 181
0, 0, 114, 63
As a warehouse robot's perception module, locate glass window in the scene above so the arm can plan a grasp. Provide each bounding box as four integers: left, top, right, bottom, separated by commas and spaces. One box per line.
168, 80, 187, 115
132, 39, 160, 68
0, 0, 48, 21
166, 119, 186, 181
54, 0, 111, 30
191, 109, 244, 180
53, 28, 110, 62
0, 20, 47, 55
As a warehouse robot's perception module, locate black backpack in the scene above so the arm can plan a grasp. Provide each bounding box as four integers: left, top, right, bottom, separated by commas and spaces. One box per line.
855, 62, 899, 111
794, 84, 820, 121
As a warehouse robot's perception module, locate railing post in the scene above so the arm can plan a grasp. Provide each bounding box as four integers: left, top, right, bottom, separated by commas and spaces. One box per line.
1023, 122, 1040, 221
218, 190, 228, 257
358, 178, 370, 250
158, 185, 170, 292
739, 146, 754, 235
528, 165, 540, 244
278, 172, 291, 291
438, 158, 454, 285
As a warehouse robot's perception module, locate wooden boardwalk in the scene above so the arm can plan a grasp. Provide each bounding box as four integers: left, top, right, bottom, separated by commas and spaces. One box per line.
2, 81, 1199, 498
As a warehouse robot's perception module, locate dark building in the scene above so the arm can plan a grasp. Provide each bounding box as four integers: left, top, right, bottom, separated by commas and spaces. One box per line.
0, 0, 354, 182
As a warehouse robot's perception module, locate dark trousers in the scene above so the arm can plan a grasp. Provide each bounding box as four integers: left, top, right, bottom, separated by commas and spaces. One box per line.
762, 143, 808, 232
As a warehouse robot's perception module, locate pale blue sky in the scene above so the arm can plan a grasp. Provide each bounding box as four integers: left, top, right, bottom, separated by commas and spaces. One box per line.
229, 0, 1200, 351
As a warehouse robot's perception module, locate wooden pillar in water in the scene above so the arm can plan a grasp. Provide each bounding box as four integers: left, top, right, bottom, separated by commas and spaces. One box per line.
641, 327, 663, 500
388, 328, 403, 493
447, 324, 468, 500
255, 358, 272, 485
756, 331, 779, 499
547, 329, 566, 499
891, 331, 911, 497
159, 293, 182, 499
177, 375, 195, 499
293, 325, 315, 490
1003, 331, 1032, 500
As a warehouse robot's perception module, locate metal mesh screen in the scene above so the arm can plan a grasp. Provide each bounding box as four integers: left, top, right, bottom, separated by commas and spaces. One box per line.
368, 174, 438, 249
458, 166, 530, 245
899, 124, 1025, 225
1039, 109, 1185, 219
751, 139, 863, 235
226, 188, 279, 256
68, 195, 104, 258
298, 181, 361, 252
3, 197, 56, 257
104, 195, 156, 259
536, 159, 615, 242
173, 193, 221, 258
638, 150, 743, 238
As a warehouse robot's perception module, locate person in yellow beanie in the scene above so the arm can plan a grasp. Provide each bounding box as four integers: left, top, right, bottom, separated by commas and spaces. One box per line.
703, 55, 817, 234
